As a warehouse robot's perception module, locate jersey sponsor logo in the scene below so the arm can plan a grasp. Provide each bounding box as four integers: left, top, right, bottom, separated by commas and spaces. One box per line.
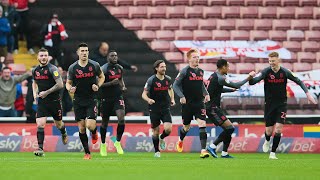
166, 81, 168, 86
109, 70, 115, 76
189, 72, 203, 81
35, 71, 40, 76
118, 69, 121, 73
154, 86, 169, 91
280, 73, 283, 78
53, 71, 59, 77
89, 66, 93, 71
75, 72, 94, 79
109, 74, 121, 79
267, 78, 285, 83
44, 70, 48, 74
34, 71, 49, 80
269, 73, 275, 80
155, 82, 161, 87
76, 69, 83, 75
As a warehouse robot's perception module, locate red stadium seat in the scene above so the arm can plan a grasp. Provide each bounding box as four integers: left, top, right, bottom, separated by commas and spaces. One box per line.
169, 41, 179, 52
122, 19, 142, 30
208, 0, 226, 6
217, 19, 235, 30
299, 0, 317, 6
151, 41, 170, 52
312, 63, 320, 70
212, 30, 231, 40
240, 6, 258, 19
236, 19, 254, 30
269, 30, 287, 41
242, 97, 263, 110
107, 6, 129, 18
115, 0, 134, 6
152, 0, 170, 5
277, 7, 295, 19
243, 56, 260, 63
227, 0, 245, 6
250, 30, 269, 41
283, 41, 301, 52
282, 0, 299, 6
305, 31, 320, 41
282, 52, 298, 63
254, 19, 272, 30
317, 52, 320, 63
263, 0, 281, 6
293, 62, 312, 72
245, 0, 263, 6
161, 19, 179, 30
171, 0, 189, 5
98, 0, 116, 6
258, 7, 277, 19
287, 98, 300, 110
166, 6, 184, 18
281, 63, 293, 71
299, 98, 318, 110
272, 19, 291, 31
147, 6, 166, 18
255, 63, 269, 72
222, 97, 242, 110
189, 0, 208, 5
133, 0, 152, 5
291, 20, 309, 31
185, 6, 203, 18
301, 41, 320, 52
193, 30, 212, 40
230, 30, 250, 40
222, 6, 240, 18
129, 6, 147, 18
156, 30, 175, 40
142, 19, 161, 30
287, 30, 305, 41
295, 7, 313, 19
297, 52, 317, 63
175, 30, 193, 40
198, 19, 216, 30
236, 63, 255, 74
164, 52, 184, 63
228, 63, 237, 74
309, 20, 320, 30
203, 6, 222, 18
199, 63, 216, 71
136, 30, 156, 41
180, 19, 198, 30
314, 7, 320, 19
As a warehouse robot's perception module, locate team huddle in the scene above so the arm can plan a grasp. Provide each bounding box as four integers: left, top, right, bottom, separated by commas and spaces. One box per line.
31, 43, 317, 160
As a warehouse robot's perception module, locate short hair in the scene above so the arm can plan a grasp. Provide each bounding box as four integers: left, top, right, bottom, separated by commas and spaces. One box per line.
216, 59, 228, 69
1, 66, 11, 72
153, 60, 165, 74
78, 42, 88, 49
186, 49, 199, 59
268, 52, 279, 58
38, 48, 48, 53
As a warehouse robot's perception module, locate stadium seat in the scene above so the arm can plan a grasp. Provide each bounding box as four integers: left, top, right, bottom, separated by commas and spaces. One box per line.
98, 0, 116, 6
161, 19, 179, 30
299, 0, 318, 6
313, 7, 320, 19
236, 19, 254, 30
227, 0, 245, 6
236, 63, 255, 74
136, 30, 156, 41
175, 30, 193, 40
180, 19, 198, 30
295, 7, 313, 19
152, 0, 170, 5
277, 7, 295, 19
198, 19, 216, 30
287, 30, 305, 41
122, 19, 142, 30
269, 30, 287, 41
299, 98, 318, 110
228, 62, 237, 73
282, 52, 297, 63
291, 20, 309, 31
217, 19, 235, 30
134, 0, 152, 5
305, 31, 320, 41
166, 6, 184, 18
171, 0, 189, 5
203, 6, 222, 18
287, 98, 300, 109
151, 41, 170, 52
222, 6, 240, 18
185, 6, 203, 18
263, 0, 281, 6
245, 0, 263, 6
189, 0, 208, 5
242, 97, 263, 110
129, 6, 147, 18
240, 6, 258, 19
258, 7, 277, 19
317, 52, 320, 63
272, 19, 291, 31
142, 19, 161, 30
230, 30, 250, 40
107, 6, 129, 18
283, 41, 301, 52
175, 63, 188, 71
293, 62, 312, 72
147, 6, 166, 18
255, 63, 269, 72
312, 63, 320, 70
281, 62, 293, 70
254, 19, 272, 30
199, 63, 216, 71
250, 30, 269, 41
115, 0, 134, 6
282, 0, 299, 6
301, 41, 320, 52
208, 0, 226, 6
222, 97, 242, 110
212, 30, 231, 40
169, 41, 179, 52
156, 30, 175, 40
309, 20, 320, 30
243, 56, 260, 63
193, 30, 212, 40
164, 52, 184, 63
297, 52, 317, 63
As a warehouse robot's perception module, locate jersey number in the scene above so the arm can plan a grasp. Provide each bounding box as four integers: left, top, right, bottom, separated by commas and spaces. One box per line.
281, 112, 287, 119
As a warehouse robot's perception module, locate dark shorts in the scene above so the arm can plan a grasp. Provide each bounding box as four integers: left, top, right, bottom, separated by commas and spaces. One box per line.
206, 106, 228, 126
264, 102, 287, 127
182, 102, 206, 125
100, 96, 125, 118
36, 99, 62, 120
73, 98, 97, 121
150, 108, 172, 128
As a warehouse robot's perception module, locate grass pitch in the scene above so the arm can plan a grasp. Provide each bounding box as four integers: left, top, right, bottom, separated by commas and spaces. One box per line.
1, 152, 319, 180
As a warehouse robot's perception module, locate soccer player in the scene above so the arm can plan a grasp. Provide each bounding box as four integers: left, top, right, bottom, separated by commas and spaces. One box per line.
66, 43, 105, 160
206, 59, 256, 158
142, 60, 175, 158
99, 50, 127, 156
173, 49, 210, 158
32, 48, 68, 157
249, 52, 317, 159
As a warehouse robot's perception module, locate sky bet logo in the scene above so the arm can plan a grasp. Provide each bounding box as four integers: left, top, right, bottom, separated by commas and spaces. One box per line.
0, 137, 21, 152
178, 126, 239, 137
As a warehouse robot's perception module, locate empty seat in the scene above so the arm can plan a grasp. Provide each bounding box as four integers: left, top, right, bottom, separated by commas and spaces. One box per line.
222, 6, 240, 18
151, 41, 170, 52
189, 0, 208, 5
300, 98, 318, 109
242, 97, 263, 110
255, 63, 269, 72
314, 7, 320, 19
283, 41, 301, 52
287, 98, 300, 109
312, 63, 320, 70
281, 0, 299, 6
198, 19, 216, 30
171, 0, 189, 5
147, 6, 166, 18
143, 19, 161, 30
230, 30, 250, 40
227, 0, 245, 6
273, 19, 291, 31
236, 19, 254, 30
107, 6, 129, 18
287, 30, 305, 41
222, 97, 242, 110
180, 19, 198, 30
115, 0, 134, 6
212, 30, 231, 40
259, 7, 277, 19
297, 52, 317, 63
301, 41, 320, 52
277, 7, 295, 19
185, 6, 203, 18
236, 63, 255, 74
309, 20, 320, 31
152, 0, 170, 5
295, 7, 313, 19
129, 6, 147, 18
299, 0, 317, 6
203, 6, 222, 18
291, 20, 309, 31
208, 0, 226, 6
254, 19, 272, 30
269, 30, 287, 41
164, 52, 183, 63
282, 52, 297, 63
136, 31, 156, 41
281, 63, 293, 71
156, 30, 175, 40
175, 30, 193, 40
166, 6, 184, 18
161, 19, 179, 30
263, 0, 281, 6
250, 30, 269, 41
217, 19, 235, 30
305, 31, 320, 41
293, 62, 312, 72
243, 56, 260, 63
240, 6, 258, 18
98, 0, 116, 6
245, 0, 263, 6
122, 19, 142, 30
317, 52, 320, 63
199, 63, 217, 71
133, 0, 152, 5
193, 30, 212, 40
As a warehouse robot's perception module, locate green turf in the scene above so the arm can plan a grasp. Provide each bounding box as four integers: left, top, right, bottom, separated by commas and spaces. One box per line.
1, 152, 319, 180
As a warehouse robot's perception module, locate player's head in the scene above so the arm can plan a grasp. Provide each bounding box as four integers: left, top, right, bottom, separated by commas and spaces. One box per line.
1, 0, 9, 6
268, 52, 280, 69
77, 42, 89, 62
1, 67, 12, 80
99, 42, 109, 57
187, 49, 200, 67
153, 60, 166, 75
217, 59, 229, 74
107, 50, 118, 64
37, 48, 49, 66
50, 13, 59, 23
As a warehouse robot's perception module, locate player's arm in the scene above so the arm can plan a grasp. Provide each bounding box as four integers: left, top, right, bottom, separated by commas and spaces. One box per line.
249, 69, 267, 85
142, 77, 155, 105
66, 65, 76, 93
222, 88, 236, 93
13, 71, 32, 83
39, 67, 63, 98
167, 76, 175, 106
96, 67, 105, 88
32, 80, 38, 101
285, 68, 317, 104
119, 66, 127, 91
173, 70, 186, 98
219, 72, 255, 89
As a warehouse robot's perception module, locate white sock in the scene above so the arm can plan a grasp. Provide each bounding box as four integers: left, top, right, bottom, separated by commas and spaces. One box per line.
222, 151, 228, 156
210, 144, 217, 149
270, 152, 276, 156
201, 149, 206, 152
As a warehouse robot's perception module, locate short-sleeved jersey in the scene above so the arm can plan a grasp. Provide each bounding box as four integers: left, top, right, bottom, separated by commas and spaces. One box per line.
67, 59, 102, 99
144, 75, 172, 110
99, 63, 123, 99
207, 73, 223, 107
174, 66, 205, 102
32, 63, 61, 101
249, 66, 308, 102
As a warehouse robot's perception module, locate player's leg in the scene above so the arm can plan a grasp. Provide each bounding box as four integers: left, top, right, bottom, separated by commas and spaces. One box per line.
176, 104, 192, 152
100, 99, 110, 156
159, 110, 172, 150
52, 101, 68, 144
206, 106, 223, 158
262, 103, 275, 153
269, 105, 286, 159
220, 120, 235, 158
78, 120, 91, 159
195, 105, 209, 158
150, 110, 161, 157
86, 100, 98, 144
114, 109, 125, 154
34, 116, 46, 157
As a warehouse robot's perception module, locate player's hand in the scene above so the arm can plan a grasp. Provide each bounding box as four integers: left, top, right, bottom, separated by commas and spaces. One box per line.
69, 86, 76, 93
306, 92, 317, 104
131, 65, 138, 72
92, 84, 99, 91
249, 71, 256, 78
180, 97, 186, 104
148, 99, 155, 105
170, 99, 176, 106
38, 91, 49, 99
204, 95, 210, 103
111, 78, 120, 85
122, 86, 127, 92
